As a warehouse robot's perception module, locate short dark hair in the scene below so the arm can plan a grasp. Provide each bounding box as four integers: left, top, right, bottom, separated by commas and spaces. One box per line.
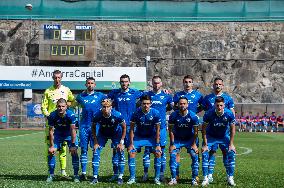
179, 96, 188, 102
52, 70, 62, 78
141, 95, 151, 102
86, 77, 95, 83
215, 96, 224, 103
214, 77, 223, 83
152, 75, 162, 80
57, 98, 67, 105
183, 75, 193, 82
120, 74, 130, 82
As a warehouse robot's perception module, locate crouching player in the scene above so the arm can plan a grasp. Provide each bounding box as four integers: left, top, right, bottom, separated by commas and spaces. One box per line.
91, 99, 126, 185
127, 95, 162, 185
201, 96, 236, 186
46, 98, 79, 183
168, 97, 200, 186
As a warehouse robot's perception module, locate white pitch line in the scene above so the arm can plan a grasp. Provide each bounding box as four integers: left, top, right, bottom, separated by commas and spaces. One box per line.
236, 146, 253, 156
215, 146, 252, 158
87, 146, 252, 163
0, 131, 43, 140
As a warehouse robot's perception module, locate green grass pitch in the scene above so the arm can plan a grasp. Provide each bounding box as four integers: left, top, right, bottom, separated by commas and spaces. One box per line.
0, 130, 284, 187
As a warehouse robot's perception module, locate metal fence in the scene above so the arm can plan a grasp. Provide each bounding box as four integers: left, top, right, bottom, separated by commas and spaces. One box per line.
0, 0, 284, 21
0, 100, 283, 129
0, 100, 45, 129
235, 103, 284, 115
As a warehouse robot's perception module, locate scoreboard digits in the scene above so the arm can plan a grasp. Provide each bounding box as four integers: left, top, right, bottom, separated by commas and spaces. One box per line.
39, 24, 96, 61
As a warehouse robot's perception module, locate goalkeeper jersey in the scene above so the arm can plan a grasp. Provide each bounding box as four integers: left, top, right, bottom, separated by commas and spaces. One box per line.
41, 85, 75, 117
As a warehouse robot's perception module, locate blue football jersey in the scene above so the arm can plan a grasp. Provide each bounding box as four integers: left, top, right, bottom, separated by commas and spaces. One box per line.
48, 109, 76, 137
76, 91, 106, 127
131, 107, 161, 138
108, 88, 143, 126
143, 90, 172, 129
203, 108, 236, 139
168, 110, 199, 140
173, 90, 203, 113
93, 109, 125, 138
202, 92, 234, 111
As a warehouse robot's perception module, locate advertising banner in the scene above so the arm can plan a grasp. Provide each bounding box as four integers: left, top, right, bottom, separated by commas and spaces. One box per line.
0, 66, 146, 90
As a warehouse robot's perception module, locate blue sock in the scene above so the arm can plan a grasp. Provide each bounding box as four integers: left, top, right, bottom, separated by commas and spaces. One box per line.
176, 162, 180, 177
202, 151, 209, 177
208, 153, 216, 175
222, 151, 229, 175
92, 147, 101, 177
112, 150, 119, 176
160, 147, 166, 175
190, 148, 199, 179
169, 152, 177, 179
143, 148, 150, 173
154, 157, 161, 180
118, 151, 125, 175
128, 157, 136, 179
48, 155, 56, 175
72, 153, 80, 176
80, 148, 88, 174
227, 150, 236, 176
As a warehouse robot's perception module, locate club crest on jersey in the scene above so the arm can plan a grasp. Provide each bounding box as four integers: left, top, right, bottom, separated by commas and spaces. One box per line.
149, 116, 153, 120
111, 118, 115, 123
223, 117, 228, 121
160, 96, 165, 99
186, 118, 191, 122
191, 94, 195, 98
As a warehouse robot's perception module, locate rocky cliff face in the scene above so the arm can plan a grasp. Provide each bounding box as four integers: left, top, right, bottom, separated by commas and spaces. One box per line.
0, 21, 283, 103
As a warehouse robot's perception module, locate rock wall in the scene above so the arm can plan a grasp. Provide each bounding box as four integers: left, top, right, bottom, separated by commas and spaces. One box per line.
0, 21, 283, 106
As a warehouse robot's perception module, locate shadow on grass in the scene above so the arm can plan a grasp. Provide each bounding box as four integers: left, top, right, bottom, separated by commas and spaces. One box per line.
0, 174, 47, 181
0, 174, 205, 185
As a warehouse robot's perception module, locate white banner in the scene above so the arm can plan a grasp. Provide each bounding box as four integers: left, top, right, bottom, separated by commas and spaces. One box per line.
0, 66, 146, 90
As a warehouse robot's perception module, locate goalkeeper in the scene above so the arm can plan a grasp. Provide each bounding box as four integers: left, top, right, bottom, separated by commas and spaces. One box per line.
41, 70, 75, 177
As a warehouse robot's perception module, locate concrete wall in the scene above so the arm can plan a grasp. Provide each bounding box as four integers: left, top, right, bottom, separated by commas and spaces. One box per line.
0, 21, 283, 107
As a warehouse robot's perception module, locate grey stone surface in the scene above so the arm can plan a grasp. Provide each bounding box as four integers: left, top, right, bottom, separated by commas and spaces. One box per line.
0, 21, 283, 106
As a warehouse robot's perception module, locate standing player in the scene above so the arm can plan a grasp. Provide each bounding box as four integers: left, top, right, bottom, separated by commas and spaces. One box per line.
76, 77, 106, 180
254, 112, 263, 132
91, 99, 126, 185
277, 115, 283, 132
234, 112, 241, 132
201, 96, 236, 186
108, 74, 143, 181
261, 112, 269, 132
269, 112, 278, 132
46, 98, 80, 182
142, 75, 173, 182
127, 95, 162, 185
239, 112, 247, 132
42, 70, 75, 177
201, 77, 235, 183
246, 112, 254, 132
168, 97, 200, 186
172, 75, 203, 180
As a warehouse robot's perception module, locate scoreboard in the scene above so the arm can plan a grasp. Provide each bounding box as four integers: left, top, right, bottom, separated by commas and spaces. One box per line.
39, 24, 96, 61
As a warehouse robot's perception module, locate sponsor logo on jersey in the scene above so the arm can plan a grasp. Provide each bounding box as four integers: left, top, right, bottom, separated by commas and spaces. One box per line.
152, 101, 162, 105
118, 97, 131, 102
